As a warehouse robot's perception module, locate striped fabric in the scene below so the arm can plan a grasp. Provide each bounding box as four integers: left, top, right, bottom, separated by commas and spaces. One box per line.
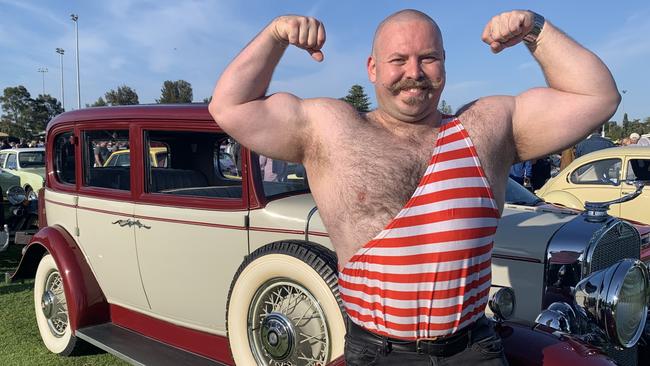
339, 117, 500, 340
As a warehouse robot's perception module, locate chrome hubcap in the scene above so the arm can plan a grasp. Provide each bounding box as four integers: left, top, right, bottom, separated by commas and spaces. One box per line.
41, 290, 55, 318
261, 313, 294, 359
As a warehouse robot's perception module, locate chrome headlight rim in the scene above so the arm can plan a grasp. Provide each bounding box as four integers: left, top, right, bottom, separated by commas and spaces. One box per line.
6, 185, 27, 205
488, 287, 516, 321
606, 259, 649, 348
574, 258, 649, 348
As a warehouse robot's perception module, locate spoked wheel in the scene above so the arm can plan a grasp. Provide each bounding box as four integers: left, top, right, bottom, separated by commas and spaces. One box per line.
227, 241, 345, 366
34, 254, 77, 355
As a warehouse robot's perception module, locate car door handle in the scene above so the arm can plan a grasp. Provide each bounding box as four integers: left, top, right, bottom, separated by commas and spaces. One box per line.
132, 220, 151, 229
112, 219, 133, 227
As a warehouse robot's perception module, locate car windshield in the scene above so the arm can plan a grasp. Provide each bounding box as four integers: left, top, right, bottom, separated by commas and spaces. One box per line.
18, 151, 45, 168
505, 178, 544, 206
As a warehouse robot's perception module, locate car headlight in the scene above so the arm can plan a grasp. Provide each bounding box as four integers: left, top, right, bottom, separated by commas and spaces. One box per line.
6, 186, 27, 205
488, 287, 515, 321
574, 258, 649, 348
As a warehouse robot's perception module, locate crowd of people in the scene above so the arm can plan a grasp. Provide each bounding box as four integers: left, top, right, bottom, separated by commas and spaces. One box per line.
0, 138, 45, 150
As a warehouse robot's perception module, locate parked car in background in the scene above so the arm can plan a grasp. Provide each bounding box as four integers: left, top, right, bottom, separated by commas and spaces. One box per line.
536, 146, 650, 225
11, 105, 649, 366
103, 146, 169, 168
0, 147, 46, 200
0, 171, 22, 251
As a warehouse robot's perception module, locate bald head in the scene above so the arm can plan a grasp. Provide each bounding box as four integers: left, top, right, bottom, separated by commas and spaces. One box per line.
372, 9, 443, 57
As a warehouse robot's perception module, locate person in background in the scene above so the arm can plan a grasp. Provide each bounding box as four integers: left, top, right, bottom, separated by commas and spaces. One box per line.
531, 157, 551, 191
629, 132, 640, 145
509, 160, 532, 188
574, 128, 615, 158
0, 140, 10, 150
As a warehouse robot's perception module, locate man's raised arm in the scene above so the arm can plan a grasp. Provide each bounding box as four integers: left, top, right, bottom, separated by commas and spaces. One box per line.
209, 16, 325, 162
481, 10, 620, 161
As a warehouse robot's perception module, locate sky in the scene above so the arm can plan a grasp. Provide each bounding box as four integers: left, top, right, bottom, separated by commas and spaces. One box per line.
1, 0, 649, 124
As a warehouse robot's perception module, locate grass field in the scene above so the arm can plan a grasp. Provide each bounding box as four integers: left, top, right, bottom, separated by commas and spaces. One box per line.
0, 244, 127, 366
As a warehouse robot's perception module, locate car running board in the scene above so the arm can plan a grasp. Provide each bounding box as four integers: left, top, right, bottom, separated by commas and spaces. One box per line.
76, 323, 227, 366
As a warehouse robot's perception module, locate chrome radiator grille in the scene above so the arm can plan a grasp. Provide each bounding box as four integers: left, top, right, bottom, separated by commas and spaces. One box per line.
589, 221, 640, 273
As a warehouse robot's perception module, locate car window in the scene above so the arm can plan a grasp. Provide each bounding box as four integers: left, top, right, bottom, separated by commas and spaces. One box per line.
0, 153, 7, 168
505, 178, 542, 205
145, 130, 242, 199
626, 159, 650, 182
5, 154, 17, 169
53, 132, 76, 184
570, 158, 621, 185
18, 151, 45, 168
255, 153, 309, 199
83, 130, 131, 191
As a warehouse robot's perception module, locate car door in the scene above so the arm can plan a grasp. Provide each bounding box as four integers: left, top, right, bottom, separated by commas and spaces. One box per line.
75, 127, 150, 310
133, 128, 248, 332
564, 157, 622, 217
619, 155, 650, 224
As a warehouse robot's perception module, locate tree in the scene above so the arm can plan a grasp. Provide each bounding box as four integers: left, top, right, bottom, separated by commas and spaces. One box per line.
439, 100, 453, 114
87, 97, 107, 107
203, 96, 212, 104
31, 94, 64, 133
105, 85, 139, 106
341, 84, 371, 112
0, 86, 62, 138
0, 86, 33, 137
156, 80, 193, 103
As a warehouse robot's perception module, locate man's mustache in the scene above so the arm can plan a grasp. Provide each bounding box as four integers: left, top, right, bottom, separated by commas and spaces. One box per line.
387, 78, 442, 94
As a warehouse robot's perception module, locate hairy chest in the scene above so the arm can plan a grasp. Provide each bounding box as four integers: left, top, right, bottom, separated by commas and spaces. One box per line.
312, 122, 437, 241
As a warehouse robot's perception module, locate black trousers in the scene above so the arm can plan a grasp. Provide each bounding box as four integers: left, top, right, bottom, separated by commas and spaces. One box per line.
344, 316, 509, 366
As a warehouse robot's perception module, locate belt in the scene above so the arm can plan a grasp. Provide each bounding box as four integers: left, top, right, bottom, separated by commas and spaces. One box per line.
346, 318, 481, 357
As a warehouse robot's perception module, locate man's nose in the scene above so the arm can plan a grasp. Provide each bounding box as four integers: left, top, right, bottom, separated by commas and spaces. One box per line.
404, 58, 424, 79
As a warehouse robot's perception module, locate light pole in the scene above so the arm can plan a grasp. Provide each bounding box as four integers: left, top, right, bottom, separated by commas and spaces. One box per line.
37, 67, 48, 95
621, 89, 628, 137
56, 48, 65, 110
71, 14, 80, 109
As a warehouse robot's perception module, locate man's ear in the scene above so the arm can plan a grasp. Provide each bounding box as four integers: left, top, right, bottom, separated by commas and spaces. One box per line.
367, 55, 376, 83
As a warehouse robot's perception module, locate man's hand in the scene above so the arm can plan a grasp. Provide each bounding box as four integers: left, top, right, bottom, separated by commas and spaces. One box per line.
481, 10, 535, 53
271, 15, 326, 62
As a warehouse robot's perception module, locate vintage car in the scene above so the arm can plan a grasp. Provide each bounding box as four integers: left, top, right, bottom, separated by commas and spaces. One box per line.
0, 147, 46, 200
11, 105, 650, 366
103, 146, 169, 168
536, 146, 650, 225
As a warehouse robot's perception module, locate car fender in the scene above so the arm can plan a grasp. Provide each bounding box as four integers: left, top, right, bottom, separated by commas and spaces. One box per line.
541, 190, 584, 210
12, 225, 109, 332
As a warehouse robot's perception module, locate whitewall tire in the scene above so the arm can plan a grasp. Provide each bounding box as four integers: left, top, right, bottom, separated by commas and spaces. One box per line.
34, 254, 77, 355
227, 241, 345, 366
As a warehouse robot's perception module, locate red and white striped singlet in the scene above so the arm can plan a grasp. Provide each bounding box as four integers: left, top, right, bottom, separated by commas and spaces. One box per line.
338, 116, 500, 340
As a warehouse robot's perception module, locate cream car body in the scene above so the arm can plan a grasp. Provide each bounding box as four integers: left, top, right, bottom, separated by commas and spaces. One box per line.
537, 146, 650, 224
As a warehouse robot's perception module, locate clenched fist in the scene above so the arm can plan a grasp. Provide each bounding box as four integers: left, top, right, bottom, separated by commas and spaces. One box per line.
271, 15, 326, 61
481, 10, 536, 53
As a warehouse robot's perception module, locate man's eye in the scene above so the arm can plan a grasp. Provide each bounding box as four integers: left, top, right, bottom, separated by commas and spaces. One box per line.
421, 57, 437, 64
390, 59, 405, 65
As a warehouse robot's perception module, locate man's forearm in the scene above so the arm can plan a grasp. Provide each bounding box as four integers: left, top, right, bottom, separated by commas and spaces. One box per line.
211, 22, 287, 112
529, 19, 619, 105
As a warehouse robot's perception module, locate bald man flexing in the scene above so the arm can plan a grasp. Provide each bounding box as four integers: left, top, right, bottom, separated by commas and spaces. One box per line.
210, 9, 619, 365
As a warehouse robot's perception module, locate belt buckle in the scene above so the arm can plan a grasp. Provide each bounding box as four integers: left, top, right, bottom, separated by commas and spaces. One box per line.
415, 337, 440, 354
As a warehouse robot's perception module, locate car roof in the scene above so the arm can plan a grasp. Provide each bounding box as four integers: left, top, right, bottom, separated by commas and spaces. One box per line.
572, 145, 650, 165
0, 147, 45, 153
47, 104, 215, 131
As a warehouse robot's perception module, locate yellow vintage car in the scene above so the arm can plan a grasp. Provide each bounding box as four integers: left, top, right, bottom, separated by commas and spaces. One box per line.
103, 146, 169, 167
0, 147, 45, 200
536, 145, 650, 224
